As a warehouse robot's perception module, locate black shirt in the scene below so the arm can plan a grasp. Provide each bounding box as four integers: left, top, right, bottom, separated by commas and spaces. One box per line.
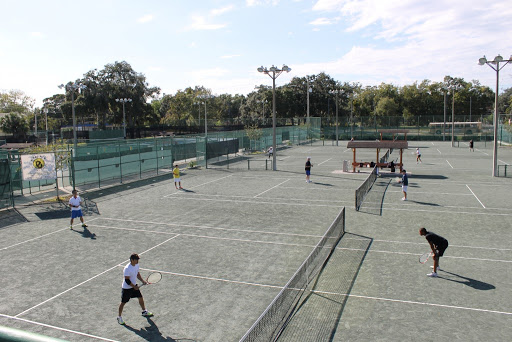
305, 161, 312, 171
425, 231, 448, 248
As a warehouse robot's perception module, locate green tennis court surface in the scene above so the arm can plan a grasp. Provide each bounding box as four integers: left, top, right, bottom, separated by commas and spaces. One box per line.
1, 141, 511, 341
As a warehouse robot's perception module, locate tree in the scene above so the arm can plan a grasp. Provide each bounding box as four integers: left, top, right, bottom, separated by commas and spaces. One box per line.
0, 90, 35, 114
0, 113, 29, 137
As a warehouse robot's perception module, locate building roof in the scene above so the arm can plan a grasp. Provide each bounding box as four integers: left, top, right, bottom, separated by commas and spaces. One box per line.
347, 140, 408, 149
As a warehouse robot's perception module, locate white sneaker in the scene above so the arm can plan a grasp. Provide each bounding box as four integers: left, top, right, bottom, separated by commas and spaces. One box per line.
117, 316, 125, 325
430, 266, 442, 271
427, 272, 438, 277
401, 197, 406, 201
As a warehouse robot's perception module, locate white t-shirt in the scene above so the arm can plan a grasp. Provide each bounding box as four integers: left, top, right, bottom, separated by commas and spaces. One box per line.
69, 196, 81, 211
122, 263, 139, 289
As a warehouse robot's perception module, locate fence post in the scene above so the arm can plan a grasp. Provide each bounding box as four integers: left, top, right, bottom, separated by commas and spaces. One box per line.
118, 140, 123, 183
97, 145, 101, 188
138, 140, 142, 179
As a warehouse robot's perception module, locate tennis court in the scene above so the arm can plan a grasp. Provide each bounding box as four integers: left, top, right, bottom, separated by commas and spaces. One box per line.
1, 141, 511, 341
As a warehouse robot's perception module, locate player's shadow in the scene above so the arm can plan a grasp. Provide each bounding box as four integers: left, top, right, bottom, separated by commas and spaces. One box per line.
310, 182, 333, 187
408, 200, 440, 206
123, 317, 196, 341
439, 270, 495, 290
179, 188, 195, 193
71, 226, 97, 239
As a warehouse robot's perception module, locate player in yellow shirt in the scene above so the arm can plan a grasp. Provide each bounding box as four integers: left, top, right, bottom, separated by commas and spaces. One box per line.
173, 164, 183, 189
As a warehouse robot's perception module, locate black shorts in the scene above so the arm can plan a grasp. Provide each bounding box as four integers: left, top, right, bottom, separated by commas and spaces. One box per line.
121, 288, 142, 303
435, 241, 448, 257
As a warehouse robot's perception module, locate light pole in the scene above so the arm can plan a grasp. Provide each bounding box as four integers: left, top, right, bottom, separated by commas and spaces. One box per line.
257, 64, 291, 171
478, 54, 512, 177
115, 98, 132, 138
194, 102, 201, 130
306, 77, 312, 125
58, 82, 86, 154
329, 89, 342, 146
43, 108, 49, 146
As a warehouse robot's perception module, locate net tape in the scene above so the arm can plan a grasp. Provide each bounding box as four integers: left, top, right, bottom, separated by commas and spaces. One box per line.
239, 207, 345, 342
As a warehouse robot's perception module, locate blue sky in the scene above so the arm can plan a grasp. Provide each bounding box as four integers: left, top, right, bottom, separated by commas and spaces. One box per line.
1, 0, 512, 107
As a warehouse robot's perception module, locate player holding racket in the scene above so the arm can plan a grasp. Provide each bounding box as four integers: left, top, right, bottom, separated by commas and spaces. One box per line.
69, 190, 87, 230
419, 228, 449, 277
117, 253, 153, 325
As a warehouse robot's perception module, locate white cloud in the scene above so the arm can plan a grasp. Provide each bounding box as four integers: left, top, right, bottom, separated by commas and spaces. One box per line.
137, 14, 154, 23
305, 0, 512, 88
30, 32, 44, 38
310, 17, 336, 26
211, 5, 235, 16
246, 0, 280, 7
187, 16, 227, 30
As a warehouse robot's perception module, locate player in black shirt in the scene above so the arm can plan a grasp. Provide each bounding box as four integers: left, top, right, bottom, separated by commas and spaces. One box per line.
419, 227, 448, 277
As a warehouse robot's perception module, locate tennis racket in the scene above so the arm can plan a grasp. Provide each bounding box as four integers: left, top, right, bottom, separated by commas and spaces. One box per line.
395, 177, 401, 183
419, 252, 432, 264
139, 272, 162, 287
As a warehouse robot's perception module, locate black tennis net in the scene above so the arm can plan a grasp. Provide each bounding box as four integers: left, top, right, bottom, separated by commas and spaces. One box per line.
355, 166, 378, 211
239, 207, 346, 342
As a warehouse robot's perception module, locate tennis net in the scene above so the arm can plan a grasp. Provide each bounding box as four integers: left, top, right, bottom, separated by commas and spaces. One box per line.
239, 207, 345, 342
355, 166, 378, 211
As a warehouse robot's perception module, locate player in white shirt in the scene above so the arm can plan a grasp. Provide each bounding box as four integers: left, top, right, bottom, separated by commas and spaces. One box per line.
68, 190, 87, 230
117, 253, 153, 325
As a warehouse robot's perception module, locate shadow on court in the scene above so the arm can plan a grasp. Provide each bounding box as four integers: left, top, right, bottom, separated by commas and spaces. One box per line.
408, 200, 440, 207
70, 226, 97, 239
438, 270, 495, 290
277, 233, 373, 341
0, 208, 28, 228
123, 318, 197, 342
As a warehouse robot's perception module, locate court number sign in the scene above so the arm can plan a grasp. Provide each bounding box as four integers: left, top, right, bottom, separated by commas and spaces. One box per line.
21, 153, 57, 181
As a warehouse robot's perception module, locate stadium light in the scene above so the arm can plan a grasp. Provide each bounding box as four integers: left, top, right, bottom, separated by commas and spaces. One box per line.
58, 82, 86, 154
115, 98, 132, 138
257, 64, 291, 171
478, 54, 512, 177
329, 89, 343, 146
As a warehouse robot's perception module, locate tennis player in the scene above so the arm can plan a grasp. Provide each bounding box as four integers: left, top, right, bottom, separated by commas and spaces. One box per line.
305, 157, 313, 183
399, 169, 408, 201
173, 164, 183, 189
68, 190, 87, 230
416, 148, 422, 163
117, 253, 153, 325
419, 228, 449, 277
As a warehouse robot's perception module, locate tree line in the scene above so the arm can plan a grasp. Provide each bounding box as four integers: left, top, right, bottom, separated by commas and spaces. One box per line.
2, 60, 512, 138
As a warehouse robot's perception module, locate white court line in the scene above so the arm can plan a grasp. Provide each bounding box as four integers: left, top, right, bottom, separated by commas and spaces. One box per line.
446, 160, 454, 169
318, 157, 333, 166
336, 247, 512, 263
466, 184, 486, 208
437, 149, 442, 154
91, 224, 320, 249
369, 206, 512, 216
475, 149, 489, 155
311, 291, 512, 316
0, 313, 119, 342
0, 217, 99, 252
499, 159, 509, 165
99, 217, 322, 238
431, 142, 435, 145
346, 237, 512, 252
163, 195, 344, 208
254, 179, 290, 198
15, 235, 179, 317
163, 174, 233, 198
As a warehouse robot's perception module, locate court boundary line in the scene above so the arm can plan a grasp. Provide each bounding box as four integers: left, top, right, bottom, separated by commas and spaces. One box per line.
97, 217, 323, 239
311, 291, 512, 316
162, 195, 345, 208
466, 184, 486, 208
446, 160, 454, 169
15, 235, 179, 318
91, 224, 321, 249
0, 217, 99, 252
0, 313, 119, 342
345, 237, 512, 252
254, 179, 290, 198
163, 174, 234, 198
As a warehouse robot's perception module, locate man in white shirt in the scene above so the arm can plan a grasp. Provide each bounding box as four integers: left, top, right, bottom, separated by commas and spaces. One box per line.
68, 190, 87, 230
117, 253, 153, 325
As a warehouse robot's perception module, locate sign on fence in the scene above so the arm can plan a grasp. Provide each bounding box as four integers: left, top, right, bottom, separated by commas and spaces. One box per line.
21, 153, 57, 181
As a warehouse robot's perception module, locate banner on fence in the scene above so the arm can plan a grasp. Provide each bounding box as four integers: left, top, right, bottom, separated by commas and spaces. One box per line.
21, 153, 57, 181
